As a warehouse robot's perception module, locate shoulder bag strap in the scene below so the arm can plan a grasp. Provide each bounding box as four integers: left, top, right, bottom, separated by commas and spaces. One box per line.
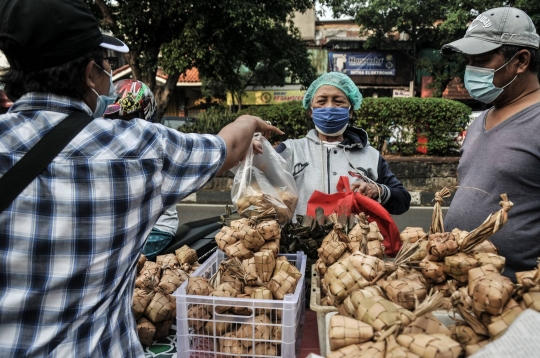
0, 111, 94, 213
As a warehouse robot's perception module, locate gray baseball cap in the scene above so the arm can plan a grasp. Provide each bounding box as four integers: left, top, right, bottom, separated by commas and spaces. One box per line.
441, 7, 540, 55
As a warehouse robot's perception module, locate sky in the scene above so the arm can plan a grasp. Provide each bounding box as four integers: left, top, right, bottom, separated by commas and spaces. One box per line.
315, 3, 353, 21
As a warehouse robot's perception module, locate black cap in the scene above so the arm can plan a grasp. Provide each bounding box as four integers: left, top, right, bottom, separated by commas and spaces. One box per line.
0, 0, 129, 70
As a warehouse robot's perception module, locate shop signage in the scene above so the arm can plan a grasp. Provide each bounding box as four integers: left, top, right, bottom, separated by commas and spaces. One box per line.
329, 52, 396, 76
227, 90, 305, 106
392, 89, 412, 98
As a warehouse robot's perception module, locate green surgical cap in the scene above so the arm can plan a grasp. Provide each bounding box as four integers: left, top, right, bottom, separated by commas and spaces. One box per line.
302, 72, 363, 110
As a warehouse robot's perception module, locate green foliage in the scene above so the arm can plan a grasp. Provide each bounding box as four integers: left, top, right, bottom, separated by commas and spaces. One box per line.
85, 0, 316, 118
178, 107, 238, 135
237, 101, 312, 142
187, 98, 471, 155
356, 98, 471, 156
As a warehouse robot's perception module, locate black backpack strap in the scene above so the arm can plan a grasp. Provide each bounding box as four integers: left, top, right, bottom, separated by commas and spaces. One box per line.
0, 111, 94, 213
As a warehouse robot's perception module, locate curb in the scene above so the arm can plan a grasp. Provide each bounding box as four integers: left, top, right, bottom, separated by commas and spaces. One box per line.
182, 190, 455, 207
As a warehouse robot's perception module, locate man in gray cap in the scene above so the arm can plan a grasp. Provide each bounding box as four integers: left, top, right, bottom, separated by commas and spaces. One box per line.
0, 0, 281, 357
441, 6, 540, 281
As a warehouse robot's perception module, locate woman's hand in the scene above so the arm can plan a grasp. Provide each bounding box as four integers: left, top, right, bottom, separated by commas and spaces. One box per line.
351, 181, 381, 200
253, 138, 263, 154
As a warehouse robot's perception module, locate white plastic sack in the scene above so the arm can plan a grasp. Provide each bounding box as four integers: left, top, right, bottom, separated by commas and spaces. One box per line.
231, 133, 298, 223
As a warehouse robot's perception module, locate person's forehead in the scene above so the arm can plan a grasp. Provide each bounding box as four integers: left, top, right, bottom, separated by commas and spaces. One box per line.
464, 49, 500, 61
313, 85, 348, 98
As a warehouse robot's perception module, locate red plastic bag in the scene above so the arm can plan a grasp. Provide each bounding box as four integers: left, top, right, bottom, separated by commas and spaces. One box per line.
306, 176, 401, 256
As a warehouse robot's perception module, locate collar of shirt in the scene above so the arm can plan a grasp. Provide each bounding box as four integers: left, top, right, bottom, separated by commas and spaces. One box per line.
8, 92, 94, 116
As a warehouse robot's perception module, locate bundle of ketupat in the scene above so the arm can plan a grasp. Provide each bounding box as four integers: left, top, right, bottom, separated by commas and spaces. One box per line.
319, 190, 540, 357
235, 187, 298, 224
132, 246, 199, 346
327, 292, 461, 357
216, 209, 282, 261
185, 254, 303, 356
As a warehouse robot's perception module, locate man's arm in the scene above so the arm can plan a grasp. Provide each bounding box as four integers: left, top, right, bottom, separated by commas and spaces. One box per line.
217, 115, 283, 174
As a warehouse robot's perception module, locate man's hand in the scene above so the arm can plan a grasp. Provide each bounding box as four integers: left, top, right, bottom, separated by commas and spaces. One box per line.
217, 115, 283, 173
351, 181, 381, 200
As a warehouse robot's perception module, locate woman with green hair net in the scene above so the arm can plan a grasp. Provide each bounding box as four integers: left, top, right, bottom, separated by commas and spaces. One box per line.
274, 72, 411, 216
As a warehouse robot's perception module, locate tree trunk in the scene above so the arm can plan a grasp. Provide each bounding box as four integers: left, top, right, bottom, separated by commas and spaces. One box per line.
154, 70, 180, 121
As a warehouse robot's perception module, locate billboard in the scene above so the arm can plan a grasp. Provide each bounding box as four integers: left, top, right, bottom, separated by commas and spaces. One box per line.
227, 90, 305, 106
329, 52, 396, 76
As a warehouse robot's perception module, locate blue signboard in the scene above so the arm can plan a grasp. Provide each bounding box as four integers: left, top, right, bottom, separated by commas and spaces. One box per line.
329, 52, 396, 76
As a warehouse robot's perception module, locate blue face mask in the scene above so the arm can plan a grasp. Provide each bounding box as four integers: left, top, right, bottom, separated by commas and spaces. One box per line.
91, 62, 116, 118
464, 53, 518, 104
311, 107, 350, 135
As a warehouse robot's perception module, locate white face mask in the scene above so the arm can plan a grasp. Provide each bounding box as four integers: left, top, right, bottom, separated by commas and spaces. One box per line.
464, 52, 519, 104
91, 62, 116, 118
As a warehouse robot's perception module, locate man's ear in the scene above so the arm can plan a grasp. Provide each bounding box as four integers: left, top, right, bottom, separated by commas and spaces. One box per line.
516, 49, 531, 74
84, 61, 97, 89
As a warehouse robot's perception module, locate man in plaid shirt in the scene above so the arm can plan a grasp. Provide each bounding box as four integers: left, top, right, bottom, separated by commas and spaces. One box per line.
0, 0, 282, 357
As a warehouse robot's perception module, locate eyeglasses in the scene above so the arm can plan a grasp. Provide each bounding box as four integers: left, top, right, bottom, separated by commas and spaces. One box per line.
103, 56, 118, 70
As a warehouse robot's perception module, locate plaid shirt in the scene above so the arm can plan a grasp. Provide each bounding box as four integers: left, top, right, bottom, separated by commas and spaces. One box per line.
0, 93, 226, 357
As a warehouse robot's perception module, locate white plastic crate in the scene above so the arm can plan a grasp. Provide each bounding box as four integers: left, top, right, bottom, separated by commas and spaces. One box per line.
174, 250, 307, 358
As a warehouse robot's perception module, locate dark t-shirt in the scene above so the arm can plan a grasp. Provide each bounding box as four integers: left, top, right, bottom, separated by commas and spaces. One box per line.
444, 102, 540, 281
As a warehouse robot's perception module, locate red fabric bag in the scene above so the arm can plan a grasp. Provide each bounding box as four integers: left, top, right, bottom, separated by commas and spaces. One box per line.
306, 176, 402, 256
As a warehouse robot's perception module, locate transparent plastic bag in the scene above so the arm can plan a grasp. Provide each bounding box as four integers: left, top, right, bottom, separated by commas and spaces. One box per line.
231, 133, 299, 223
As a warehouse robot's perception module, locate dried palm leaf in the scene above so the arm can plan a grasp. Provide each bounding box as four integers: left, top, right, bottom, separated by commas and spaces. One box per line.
343, 287, 386, 318
324, 258, 370, 305
158, 268, 185, 294
204, 320, 231, 336
248, 343, 279, 356
224, 241, 254, 260
470, 272, 513, 316
487, 298, 523, 339
329, 314, 374, 351
137, 254, 147, 273
465, 340, 491, 356
215, 226, 238, 251
318, 240, 348, 266
470, 239, 499, 255
400, 227, 427, 244
156, 253, 179, 268
256, 219, 281, 241
426, 232, 459, 261
402, 312, 452, 336
418, 258, 447, 284
187, 305, 211, 331
236, 314, 272, 348
429, 187, 451, 234
459, 194, 513, 253
443, 252, 479, 283
144, 291, 173, 323
137, 316, 156, 346
219, 332, 247, 356
175, 245, 198, 264
133, 288, 155, 320
473, 252, 505, 272
378, 278, 427, 310
274, 259, 302, 280
450, 228, 468, 246
187, 276, 214, 296
254, 250, 275, 282
449, 322, 487, 345
209, 283, 238, 314
259, 239, 280, 258
267, 270, 298, 300
386, 335, 421, 358
135, 261, 161, 290
154, 317, 174, 341
396, 333, 462, 358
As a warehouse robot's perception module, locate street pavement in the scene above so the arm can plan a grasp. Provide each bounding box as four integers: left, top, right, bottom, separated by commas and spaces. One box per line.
176, 203, 447, 232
